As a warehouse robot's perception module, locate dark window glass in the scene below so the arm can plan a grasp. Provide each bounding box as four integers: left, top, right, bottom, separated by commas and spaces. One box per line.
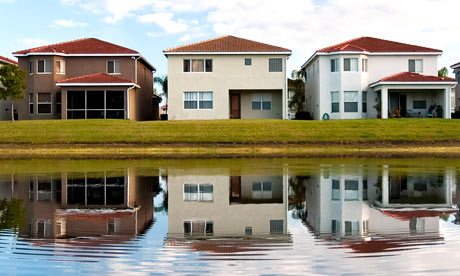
409, 60, 416, 72
86, 91, 104, 110
67, 91, 85, 109
56, 92, 62, 114
38, 60, 45, 73
269, 58, 282, 72
106, 91, 124, 109
106, 110, 124, 119
87, 110, 105, 119
252, 102, 261, 110
67, 111, 85, 119
184, 222, 191, 234
183, 60, 190, 72
245, 58, 252, 66
38, 104, 51, 114
206, 221, 214, 235
270, 220, 284, 234
413, 100, 426, 109
108, 61, 115, 74
344, 102, 358, 112
332, 102, 339, 113
205, 59, 212, 72
184, 101, 197, 109
106, 182, 124, 205
262, 102, 271, 110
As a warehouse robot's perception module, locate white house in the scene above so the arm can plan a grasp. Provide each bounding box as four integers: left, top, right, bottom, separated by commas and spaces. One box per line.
302, 37, 456, 120
0, 56, 18, 120
450, 61, 460, 112
164, 36, 291, 120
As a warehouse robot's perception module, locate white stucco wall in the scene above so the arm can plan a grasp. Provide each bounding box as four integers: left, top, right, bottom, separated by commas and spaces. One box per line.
167, 54, 288, 120
305, 53, 441, 120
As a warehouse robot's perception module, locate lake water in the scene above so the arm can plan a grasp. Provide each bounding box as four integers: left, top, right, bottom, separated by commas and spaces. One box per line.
0, 158, 460, 275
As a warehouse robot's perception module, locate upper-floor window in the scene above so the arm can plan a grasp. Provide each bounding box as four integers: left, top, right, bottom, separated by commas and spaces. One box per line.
29, 60, 34, 74
183, 59, 212, 72
107, 60, 121, 74
245, 58, 252, 66
331, 58, 339, 72
409, 59, 423, 73
344, 58, 358, 71
362, 58, 368, 72
37, 59, 52, 74
56, 60, 65, 74
269, 58, 282, 72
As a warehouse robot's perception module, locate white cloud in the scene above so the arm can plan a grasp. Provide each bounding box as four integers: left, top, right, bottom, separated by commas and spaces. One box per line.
20, 38, 51, 49
51, 19, 87, 27
139, 12, 188, 33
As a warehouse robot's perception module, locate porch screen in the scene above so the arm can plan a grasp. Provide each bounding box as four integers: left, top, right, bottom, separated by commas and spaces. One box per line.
344, 91, 358, 112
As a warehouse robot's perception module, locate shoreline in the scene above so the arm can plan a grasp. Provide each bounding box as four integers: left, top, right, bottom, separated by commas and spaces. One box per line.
1, 142, 460, 159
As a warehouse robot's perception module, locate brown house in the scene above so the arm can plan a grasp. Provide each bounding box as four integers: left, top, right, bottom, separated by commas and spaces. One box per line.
12, 38, 157, 120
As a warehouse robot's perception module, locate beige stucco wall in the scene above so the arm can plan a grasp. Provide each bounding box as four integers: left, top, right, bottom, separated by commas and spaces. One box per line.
167, 54, 288, 120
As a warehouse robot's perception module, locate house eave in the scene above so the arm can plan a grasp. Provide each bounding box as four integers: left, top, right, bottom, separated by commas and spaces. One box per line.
369, 81, 457, 88
56, 82, 140, 88
163, 51, 292, 56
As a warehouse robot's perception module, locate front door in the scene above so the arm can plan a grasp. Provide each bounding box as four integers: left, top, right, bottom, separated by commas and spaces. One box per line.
230, 94, 240, 119
399, 94, 407, 117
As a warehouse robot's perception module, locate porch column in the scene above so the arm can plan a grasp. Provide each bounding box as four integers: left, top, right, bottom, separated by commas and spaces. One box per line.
381, 165, 389, 206
444, 88, 451, 119
381, 87, 389, 119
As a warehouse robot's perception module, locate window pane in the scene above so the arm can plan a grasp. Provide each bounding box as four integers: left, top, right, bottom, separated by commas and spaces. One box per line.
269, 58, 282, 72
114, 60, 121, 73
245, 58, 252, 65
184, 101, 197, 109
192, 60, 204, 72
252, 101, 261, 110
184, 92, 197, 100
331, 59, 337, 72
345, 180, 359, 201
344, 102, 358, 112
199, 101, 213, 109
45, 60, 52, 73
331, 92, 339, 102
252, 182, 262, 191
409, 60, 415, 72
87, 110, 105, 119
183, 60, 190, 72
344, 91, 357, 102
38, 104, 51, 114
415, 60, 423, 72
205, 59, 212, 72
332, 103, 339, 113
263, 182, 272, 191
87, 91, 104, 109
344, 58, 350, 71
351, 58, 358, 71
108, 61, 114, 73
38, 60, 45, 73
262, 102, 271, 110
106, 110, 124, 119
38, 93, 51, 102
29, 60, 34, 74
199, 92, 212, 101
67, 91, 85, 109
106, 91, 124, 109
67, 111, 85, 119
413, 100, 426, 109
270, 220, 283, 234
332, 179, 340, 200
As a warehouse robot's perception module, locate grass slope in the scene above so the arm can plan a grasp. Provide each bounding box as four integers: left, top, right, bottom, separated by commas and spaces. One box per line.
0, 119, 459, 144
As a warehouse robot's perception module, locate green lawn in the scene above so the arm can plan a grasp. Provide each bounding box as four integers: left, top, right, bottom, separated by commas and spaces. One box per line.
0, 119, 459, 144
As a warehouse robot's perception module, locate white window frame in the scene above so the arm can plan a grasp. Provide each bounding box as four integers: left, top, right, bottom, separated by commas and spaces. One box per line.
343, 58, 358, 72
183, 220, 214, 235
269, 58, 283, 72
331, 58, 339, 72
107, 60, 121, 74
183, 91, 213, 110
409, 59, 423, 73
251, 93, 272, 110
344, 91, 358, 113
56, 60, 65, 75
37, 59, 52, 74
183, 59, 213, 73
331, 91, 339, 113
37, 93, 52, 115
183, 184, 214, 202
29, 60, 34, 75
362, 58, 368, 72
29, 93, 34, 115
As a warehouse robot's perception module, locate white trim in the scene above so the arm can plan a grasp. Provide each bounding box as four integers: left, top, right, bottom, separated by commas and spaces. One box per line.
36, 92, 53, 115
164, 51, 292, 56
0, 59, 17, 66
301, 51, 442, 69
14, 53, 156, 72
451, 64, 460, 69
370, 81, 457, 88
57, 82, 139, 87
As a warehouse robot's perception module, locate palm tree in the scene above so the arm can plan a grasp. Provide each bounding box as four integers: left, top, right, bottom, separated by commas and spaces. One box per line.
438, 67, 449, 78
288, 70, 305, 114
154, 75, 168, 109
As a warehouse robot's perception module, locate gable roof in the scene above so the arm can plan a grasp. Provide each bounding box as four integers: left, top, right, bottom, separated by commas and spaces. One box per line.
13, 38, 155, 71
56, 73, 138, 87
164, 35, 291, 54
370, 72, 456, 87
451, 61, 460, 69
0, 56, 18, 65
302, 37, 442, 69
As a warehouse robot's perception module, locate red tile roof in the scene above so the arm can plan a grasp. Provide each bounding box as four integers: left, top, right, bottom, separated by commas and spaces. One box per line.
0, 55, 18, 65
318, 37, 441, 53
13, 38, 139, 55
380, 209, 457, 221
451, 61, 460, 69
164, 35, 291, 53
57, 73, 134, 84
372, 72, 456, 85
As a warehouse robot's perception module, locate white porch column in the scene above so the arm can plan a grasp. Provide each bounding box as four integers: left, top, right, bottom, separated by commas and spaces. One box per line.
381, 87, 389, 119
381, 165, 389, 206
444, 88, 451, 119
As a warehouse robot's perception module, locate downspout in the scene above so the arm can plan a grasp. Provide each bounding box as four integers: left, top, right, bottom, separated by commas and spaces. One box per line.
128, 56, 141, 120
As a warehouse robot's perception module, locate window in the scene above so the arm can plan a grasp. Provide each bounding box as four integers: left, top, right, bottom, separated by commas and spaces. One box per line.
409, 59, 423, 73
456, 71, 460, 82
37, 59, 52, 73
344, 91, 358, 112
67, 90, 125, 119
56, 60, 65, 74
29, 93, 34, 114
245, 227, 252, 236
331, 58, 339, 72
269, 58, 282, 72
252, 181, 272, 199
184, 220, 213, 236
331, 220, 340, 234
183, 184, 214, 202
107, 218, 120, 235
270, 220, 284, 234
362, 91, 367, 113
345, 221, 360, 235
56, 92, 61, 114
251, 93, 272, 110
362, 58, 368, 72
29, 60, 34, 74
37, 93, 52, 114
183, 59, 212, 72
245, 58, 252, 66
184, 92, 213, 109
332, 179, 340, 200
413, 100, 427, 109
37, 176, 52, 201
107, 60, 121, 74
344, 58, 358, 71
363, 179, 368, 201
331, 91, 339, 113
344, 179, 359, 201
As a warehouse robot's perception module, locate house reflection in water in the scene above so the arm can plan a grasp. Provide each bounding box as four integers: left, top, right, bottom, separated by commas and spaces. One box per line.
305, 164, 457, 253
0, 169, 159, 239
168, 168, 288, 236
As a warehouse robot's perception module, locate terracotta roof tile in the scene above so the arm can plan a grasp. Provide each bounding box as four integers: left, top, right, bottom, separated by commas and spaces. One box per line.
380, 209, 457, 221
164, 35, 291, 53
375, 72, 456, 83
318, 37, 441, 53
0, 55, 18, 65
13, 38, 139, 55
57, 73, 134, 84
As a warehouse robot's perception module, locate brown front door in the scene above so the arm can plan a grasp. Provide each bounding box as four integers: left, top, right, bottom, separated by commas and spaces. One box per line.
230, 94, 240, 119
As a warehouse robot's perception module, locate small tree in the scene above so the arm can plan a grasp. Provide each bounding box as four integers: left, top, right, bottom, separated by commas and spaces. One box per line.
154, 75, 168, 105
438, 67, 449, 78
288, 70, 305, 113
0, 64, 27, 121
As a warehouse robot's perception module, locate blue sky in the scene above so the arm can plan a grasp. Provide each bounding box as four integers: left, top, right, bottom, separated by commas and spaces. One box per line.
2, 0, 460, 79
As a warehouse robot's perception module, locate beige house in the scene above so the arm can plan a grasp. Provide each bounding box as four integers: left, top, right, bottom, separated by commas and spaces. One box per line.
0, 56, 18, 120
164, 36, 291, 120
12, 38, 157, 121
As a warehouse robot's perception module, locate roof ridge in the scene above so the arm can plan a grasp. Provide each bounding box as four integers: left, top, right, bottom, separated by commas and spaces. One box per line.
164, 35, 231, 52
317, 37, 364, 52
